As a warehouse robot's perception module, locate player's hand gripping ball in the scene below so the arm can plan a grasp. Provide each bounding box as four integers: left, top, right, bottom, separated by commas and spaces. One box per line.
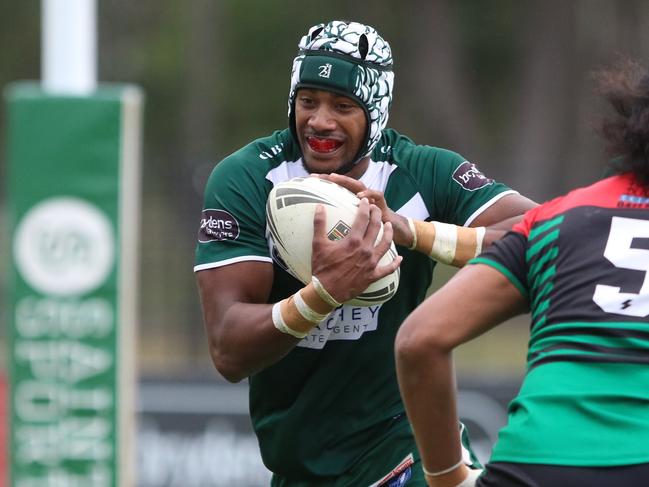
266, 177, 400, 307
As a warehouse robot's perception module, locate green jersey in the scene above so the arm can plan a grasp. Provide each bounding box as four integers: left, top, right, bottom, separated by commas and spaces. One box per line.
195, 128, 515, 481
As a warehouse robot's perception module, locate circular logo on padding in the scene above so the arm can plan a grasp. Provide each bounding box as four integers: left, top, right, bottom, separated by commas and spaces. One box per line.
14, 197, 115, 296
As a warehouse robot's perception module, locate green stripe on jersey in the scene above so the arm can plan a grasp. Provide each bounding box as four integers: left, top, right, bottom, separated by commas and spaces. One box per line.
530, 331, 649, 356
529, 246, 558, 279
531, 282, 553, 310
531, 298, 550, 321
469, 257, 528, 298
535, 320, 649, 336
528, 214, 564, 241
528, 320, 649, 368
526, 229, 560, 260
527, 346, 603, 369
531, 315, 547, 332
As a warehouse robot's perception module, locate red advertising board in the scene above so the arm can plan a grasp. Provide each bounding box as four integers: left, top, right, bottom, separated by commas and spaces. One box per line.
0, 371, 7, 487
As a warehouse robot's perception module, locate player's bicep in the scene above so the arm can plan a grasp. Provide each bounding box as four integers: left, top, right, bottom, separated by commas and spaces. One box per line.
196, 261, 274, 324
438, 263, 526, 341
470, 193, 538, 229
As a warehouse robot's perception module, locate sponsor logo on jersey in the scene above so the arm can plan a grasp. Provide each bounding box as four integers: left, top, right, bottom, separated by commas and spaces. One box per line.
198, 209, 240, 242
618, 194, 649, 208
452, 161, 493, 191
297, 304, 382, 350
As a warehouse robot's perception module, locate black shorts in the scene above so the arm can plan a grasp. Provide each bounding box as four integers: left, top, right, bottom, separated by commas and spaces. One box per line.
476, 461, 649, 487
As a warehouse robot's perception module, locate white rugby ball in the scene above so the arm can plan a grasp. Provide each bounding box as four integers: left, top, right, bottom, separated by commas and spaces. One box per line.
266, 176, 400, 307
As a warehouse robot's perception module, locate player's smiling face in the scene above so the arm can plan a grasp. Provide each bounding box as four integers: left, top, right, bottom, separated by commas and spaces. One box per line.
295, 88, 367, 176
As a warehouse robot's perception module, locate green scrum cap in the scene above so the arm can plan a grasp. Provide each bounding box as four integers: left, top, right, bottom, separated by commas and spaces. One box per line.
288, 20, 394, 164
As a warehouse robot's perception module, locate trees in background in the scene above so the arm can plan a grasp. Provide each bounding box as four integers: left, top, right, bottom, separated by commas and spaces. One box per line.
1, 0, 648, 374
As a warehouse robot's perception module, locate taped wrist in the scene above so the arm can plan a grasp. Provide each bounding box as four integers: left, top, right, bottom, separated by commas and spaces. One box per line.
407, 217, 417, 250
422, 458, 464, 478
412, 219, 486, 266
311, 275, 342, 308
272, 283, 335, 339
423, 460, 480, 487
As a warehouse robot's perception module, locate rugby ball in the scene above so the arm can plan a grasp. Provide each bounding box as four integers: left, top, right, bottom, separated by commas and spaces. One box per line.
266, 177, 400, 307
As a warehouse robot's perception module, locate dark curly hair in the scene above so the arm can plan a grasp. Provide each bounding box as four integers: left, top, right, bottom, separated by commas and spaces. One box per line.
595, 60, 649, 185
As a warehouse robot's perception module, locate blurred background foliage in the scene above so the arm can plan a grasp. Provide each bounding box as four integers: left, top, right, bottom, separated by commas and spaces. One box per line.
1, 0, 649, 379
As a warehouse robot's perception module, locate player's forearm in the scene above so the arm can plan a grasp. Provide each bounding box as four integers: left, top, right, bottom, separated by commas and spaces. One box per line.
395, 327, 467, 486
404, 195, 536, 266
205, 302, 296, 382
406, 218, 486, 267
405, 217, 524, 266
208, 282, 336, 382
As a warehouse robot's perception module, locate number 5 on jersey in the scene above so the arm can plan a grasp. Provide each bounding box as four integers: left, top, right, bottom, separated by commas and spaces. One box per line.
593, 216, 649, 317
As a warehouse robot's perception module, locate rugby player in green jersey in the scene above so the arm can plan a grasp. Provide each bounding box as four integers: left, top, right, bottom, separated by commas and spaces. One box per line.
396, 60, 649, 487
195, 20, 535, 487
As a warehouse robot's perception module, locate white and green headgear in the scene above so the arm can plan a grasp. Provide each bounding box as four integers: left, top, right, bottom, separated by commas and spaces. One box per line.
288, 20, 394, 164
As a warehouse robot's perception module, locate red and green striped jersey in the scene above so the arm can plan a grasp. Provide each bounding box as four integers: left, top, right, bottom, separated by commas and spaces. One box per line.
473, 172, 649, 466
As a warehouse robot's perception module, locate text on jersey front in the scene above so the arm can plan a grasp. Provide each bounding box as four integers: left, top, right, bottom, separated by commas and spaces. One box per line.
297, 305, 381, 349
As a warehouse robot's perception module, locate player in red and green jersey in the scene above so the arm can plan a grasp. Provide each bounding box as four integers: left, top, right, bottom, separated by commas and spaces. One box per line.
396, 60, 649, 487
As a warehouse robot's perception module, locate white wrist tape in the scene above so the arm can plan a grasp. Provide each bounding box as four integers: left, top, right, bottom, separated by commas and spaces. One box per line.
422, 458, 464, 477
407, 217, 417, 250
411, 219, 486, 266
431, 221, 457, 265
311, 276, 342, 308
474, 226, 486, 256
293, 289, 330, 323
271, 301, 309, 339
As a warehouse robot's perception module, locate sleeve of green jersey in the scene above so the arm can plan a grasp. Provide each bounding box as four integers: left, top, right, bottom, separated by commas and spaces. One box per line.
427, 148, 517, 226
194, 155, 272, 271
